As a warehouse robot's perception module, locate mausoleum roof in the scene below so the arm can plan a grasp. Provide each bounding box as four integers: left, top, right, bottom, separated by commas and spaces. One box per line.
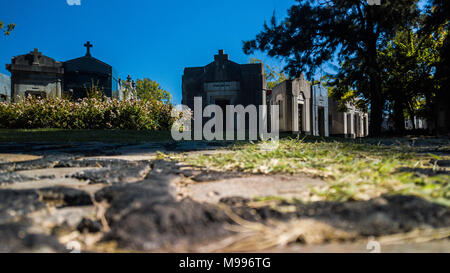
63, 41, 113, 75
6, 48, 63, 74
64, 55, 112, 75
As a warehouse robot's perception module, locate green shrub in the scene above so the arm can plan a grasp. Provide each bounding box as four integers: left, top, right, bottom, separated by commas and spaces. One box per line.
0, 96, 175, 130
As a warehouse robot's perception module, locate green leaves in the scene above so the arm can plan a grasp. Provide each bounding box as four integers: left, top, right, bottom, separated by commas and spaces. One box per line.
249, 58, 288, 89
0, 21, 15, 36
135, 78, 172, 104
0, 96, 175, 130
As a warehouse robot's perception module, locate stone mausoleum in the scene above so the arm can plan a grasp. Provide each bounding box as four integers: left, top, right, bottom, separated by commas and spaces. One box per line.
269, 74, 329, 137
328, 99, 369, 138
6, 49, 64, 101
63, 42, 120, 99
0, 73, 11, 102
182, 50, 266, 124
6, 42, 123, 102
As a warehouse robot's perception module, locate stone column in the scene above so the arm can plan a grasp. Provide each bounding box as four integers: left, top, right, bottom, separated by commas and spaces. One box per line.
350, 112, 355, 138
305, 98, 311, 134
292, 96, 298, 132
365, 114, 369, 136
56, 79, 62, 98
343, 113, 347, 137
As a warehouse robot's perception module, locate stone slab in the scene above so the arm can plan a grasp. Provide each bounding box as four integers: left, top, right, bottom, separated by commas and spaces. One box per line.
185, 174, 327, 203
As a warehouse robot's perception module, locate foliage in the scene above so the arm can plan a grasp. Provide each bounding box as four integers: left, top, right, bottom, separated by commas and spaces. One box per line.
421, 0, 450, 133
378, 25, 446, 132
172, 137, 450, 206
243, 0, 420, 136
0, 96, 175, 130
136, 78, 172, 103
85, 79, 105, 100
249, 58, 288, 89
0, 20, 15, 36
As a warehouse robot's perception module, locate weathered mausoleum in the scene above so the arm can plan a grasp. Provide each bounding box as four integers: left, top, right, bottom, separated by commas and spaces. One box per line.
6, 49, 64, 101
182, 50, 266, 118
63, 42, 120, 99
6, 42, 123, 102
269, 74, 329, 137
0, 73, 11, 102
268, 74, 369, 138
328, 99, 369, 138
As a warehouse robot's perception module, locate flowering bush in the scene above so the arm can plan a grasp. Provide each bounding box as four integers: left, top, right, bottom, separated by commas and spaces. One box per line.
0, 96, 175, 130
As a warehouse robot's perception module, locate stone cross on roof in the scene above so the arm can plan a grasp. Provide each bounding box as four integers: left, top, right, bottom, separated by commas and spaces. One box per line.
30, 48, 42, 65
84, 41, 93, 57
214, 49, 229, 62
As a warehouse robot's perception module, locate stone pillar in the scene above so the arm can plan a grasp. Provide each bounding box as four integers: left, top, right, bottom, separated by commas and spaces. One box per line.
292, 96, 299, 132
56, 80, 62, 98
350, 112, 355, 138
304, 98, 311, 134
365, 114, 369, 136
343, 113, 347, 137
313, 102, 318, 136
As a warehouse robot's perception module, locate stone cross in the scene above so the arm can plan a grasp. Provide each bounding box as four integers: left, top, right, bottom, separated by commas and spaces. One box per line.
84, 41, 93, 57
30, 48, 42, 65
214, 49, 229, 62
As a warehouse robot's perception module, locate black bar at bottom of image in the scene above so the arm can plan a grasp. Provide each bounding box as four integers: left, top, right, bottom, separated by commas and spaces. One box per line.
0, 253, 446, 272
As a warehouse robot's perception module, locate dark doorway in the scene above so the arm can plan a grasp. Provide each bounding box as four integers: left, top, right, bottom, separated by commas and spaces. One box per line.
318, 107, 325, 136
328, 114, 333, 134
298, 103, 303, 132
363, 117, 367, 136
346, 114, 352, 136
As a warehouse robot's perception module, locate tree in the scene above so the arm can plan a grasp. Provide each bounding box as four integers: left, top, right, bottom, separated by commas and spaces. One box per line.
0, 21, 15, 36
378, 25, 445, 133
243, 0, 420, 136
421, 0, 449, 133
249, 58, 288, 89
135, 78, 172, 104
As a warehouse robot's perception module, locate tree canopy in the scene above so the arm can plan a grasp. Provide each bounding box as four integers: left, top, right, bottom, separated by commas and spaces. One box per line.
135, 78, 172, 104
249, 58, 288, 89
0, 21, 15, 36
243, 0, 420, 136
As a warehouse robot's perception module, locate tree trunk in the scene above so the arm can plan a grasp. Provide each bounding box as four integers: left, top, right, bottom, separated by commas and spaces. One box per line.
365, 22, 384, 137
369, 88, 384, 137
392, 100, 405, 135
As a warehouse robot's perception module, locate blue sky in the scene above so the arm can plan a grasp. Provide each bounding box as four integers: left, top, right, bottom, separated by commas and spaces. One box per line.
0, 0, 298, 104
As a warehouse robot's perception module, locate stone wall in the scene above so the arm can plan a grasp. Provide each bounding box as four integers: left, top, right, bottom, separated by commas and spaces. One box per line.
0, 73, 11, 102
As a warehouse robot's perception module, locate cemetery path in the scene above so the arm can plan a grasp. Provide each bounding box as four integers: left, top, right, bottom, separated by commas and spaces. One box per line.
0, 141, 448, 253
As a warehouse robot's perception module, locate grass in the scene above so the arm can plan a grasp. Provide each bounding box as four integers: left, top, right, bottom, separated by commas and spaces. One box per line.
169, 136, 450, 206
0, 129, 173, 143
1, 129, 448, 206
